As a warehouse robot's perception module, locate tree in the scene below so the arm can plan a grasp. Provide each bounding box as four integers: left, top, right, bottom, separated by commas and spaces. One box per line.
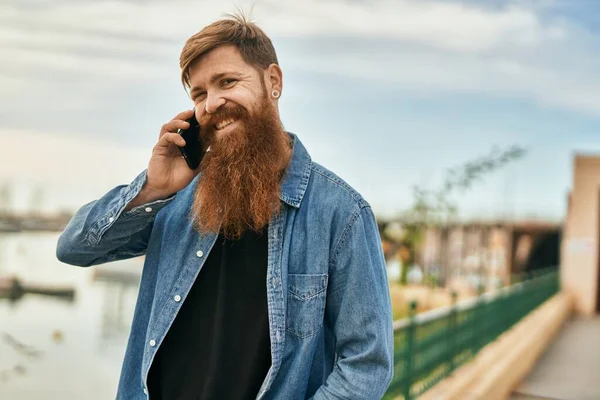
393, 145, 527, 285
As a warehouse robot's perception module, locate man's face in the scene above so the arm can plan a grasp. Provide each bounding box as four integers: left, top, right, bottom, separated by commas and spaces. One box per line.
187, 44, 269, 146
186, 44, 291, 239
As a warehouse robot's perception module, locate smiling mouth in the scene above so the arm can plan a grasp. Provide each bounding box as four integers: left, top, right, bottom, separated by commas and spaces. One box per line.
215, 119, 237, 131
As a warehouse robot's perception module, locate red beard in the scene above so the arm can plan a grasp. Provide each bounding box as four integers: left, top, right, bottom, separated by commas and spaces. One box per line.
190, 95, 292, 239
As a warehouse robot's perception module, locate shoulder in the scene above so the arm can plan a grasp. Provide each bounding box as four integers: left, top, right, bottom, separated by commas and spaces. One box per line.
307, 161, 370, 211
300, 162, 374, 241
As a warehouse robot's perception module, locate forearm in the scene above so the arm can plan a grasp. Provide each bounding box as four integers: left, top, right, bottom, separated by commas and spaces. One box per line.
56, 170, 175, 266
125, 183, 175, 211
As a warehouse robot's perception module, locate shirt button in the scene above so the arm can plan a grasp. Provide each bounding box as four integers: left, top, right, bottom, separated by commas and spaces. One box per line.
196, 250, 204, 257
143, 388, 148, 395
174, 295, 182, 302
149, 339, 156, 347
145, 207, 153, 212
108, 217, 114, 223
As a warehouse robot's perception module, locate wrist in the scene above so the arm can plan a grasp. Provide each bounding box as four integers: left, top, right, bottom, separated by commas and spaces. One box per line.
125, 184, 174, 211
141, 184, 174, 202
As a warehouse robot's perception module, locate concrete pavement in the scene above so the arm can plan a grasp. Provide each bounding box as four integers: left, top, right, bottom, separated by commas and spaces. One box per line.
511, 316, 600, 400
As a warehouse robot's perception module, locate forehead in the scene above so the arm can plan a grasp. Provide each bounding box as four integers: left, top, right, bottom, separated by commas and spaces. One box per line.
188, 44, 256, 86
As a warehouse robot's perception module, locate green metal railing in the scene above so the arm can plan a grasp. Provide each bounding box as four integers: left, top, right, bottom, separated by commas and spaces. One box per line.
383, 267, 559, 400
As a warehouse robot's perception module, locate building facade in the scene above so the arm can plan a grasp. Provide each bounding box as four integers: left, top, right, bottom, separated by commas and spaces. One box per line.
561, 155, 600, 316
420, 222, 560, 292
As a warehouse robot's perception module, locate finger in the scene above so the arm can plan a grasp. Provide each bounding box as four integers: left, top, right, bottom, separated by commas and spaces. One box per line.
155, 132, 186, 154
167, 119, 191, 133
162, 132, 186, 146
158, 110, 193, 139
172, 109, 194, 121
159, 119, 191, 139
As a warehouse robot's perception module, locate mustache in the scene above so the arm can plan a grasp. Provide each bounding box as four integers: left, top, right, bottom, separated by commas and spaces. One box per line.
199, 104, 250, 131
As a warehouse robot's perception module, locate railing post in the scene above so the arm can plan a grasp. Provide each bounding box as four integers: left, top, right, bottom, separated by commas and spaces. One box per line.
448, 291, 458, 374
404, 301, 417, 400
476, 283, 485, 352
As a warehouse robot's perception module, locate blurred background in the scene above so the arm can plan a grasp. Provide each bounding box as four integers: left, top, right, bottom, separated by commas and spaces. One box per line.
1, 1, 599, 399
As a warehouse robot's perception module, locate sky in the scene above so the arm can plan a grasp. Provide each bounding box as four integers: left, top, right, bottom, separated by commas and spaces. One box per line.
1, 0, 600, 221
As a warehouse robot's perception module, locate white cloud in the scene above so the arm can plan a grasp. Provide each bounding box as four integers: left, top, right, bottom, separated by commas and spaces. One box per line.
0, 128, 151, 212
2, 46, 174, 80
1, 0, 566, 51
0, 128, 148, 183
263, 1, 566, 52
286, 43, 600, 115
1, 0, 598, 116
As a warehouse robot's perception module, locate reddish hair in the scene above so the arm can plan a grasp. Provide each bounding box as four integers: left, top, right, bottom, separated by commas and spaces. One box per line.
180, 13, 278, 89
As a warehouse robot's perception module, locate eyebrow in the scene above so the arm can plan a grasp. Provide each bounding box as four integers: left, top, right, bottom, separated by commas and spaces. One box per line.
190, 72, 244, 97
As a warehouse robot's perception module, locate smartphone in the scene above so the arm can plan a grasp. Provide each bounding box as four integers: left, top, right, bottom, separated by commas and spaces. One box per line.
177, 113, 204, 170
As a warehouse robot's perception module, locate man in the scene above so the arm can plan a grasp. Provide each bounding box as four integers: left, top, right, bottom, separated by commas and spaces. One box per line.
57, 14, 393, 400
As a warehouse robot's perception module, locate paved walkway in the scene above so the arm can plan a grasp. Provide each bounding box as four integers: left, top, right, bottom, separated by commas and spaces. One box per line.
511, 316, 600, 400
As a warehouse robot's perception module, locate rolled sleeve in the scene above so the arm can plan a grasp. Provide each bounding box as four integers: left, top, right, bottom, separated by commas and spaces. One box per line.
57, 170, 176, 266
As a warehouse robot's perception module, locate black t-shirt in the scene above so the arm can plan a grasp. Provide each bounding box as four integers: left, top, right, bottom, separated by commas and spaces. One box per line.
148, 226, 271, 400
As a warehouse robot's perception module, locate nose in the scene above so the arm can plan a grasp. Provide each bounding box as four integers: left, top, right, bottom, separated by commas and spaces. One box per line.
205, 91, 226, 114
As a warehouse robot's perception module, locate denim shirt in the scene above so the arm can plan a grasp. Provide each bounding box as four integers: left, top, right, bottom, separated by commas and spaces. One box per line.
56, 133, 393, 400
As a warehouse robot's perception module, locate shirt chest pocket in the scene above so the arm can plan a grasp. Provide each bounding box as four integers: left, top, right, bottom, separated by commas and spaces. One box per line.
286, 273, 328, 339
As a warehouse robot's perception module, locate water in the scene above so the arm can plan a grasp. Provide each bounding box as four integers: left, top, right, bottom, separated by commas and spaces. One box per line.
0, 232, 142, 400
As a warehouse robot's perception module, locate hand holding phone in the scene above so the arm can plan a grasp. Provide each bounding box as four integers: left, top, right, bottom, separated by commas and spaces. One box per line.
140, 110, 203, 202
177, 113, 204, 170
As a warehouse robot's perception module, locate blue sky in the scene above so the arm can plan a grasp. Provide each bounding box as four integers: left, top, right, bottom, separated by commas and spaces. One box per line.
1, 0, 600, 221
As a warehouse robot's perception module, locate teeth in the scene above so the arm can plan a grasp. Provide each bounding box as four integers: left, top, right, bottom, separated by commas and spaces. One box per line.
216, 119, 235, 130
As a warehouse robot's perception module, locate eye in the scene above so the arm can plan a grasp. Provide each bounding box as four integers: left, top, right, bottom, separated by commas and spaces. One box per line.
221, 78, 237, 87
192, 92, 206, 103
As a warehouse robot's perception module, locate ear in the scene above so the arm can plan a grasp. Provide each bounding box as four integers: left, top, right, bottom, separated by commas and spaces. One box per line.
266, 63, 283, 95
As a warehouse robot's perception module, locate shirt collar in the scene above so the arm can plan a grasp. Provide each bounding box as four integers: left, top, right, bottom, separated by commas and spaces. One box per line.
279, 132, 312, 208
